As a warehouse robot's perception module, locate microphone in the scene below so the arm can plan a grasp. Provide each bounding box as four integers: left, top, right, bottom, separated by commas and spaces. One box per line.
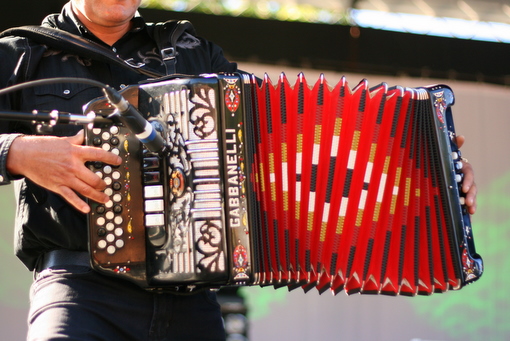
102, 86, 166, 154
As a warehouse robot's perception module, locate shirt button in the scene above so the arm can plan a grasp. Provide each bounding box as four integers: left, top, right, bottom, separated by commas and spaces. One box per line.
63, 89, 71, 95
112, 47, 117, 53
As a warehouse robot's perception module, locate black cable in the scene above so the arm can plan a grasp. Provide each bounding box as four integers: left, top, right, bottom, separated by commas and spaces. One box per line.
0, 77, 107, 96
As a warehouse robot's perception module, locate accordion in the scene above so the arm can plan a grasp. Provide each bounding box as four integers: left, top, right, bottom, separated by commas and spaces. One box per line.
83, 73, 483, 296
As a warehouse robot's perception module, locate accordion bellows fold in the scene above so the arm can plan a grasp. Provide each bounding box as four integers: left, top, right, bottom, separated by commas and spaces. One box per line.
83, 72, 483, 296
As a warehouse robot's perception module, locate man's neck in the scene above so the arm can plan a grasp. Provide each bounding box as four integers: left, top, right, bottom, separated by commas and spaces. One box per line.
71, 5, 132, 46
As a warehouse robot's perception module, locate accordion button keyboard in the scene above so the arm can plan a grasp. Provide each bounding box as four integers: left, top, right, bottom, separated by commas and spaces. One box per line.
92, 137, 102, 146
106, 223, 114, 231
112, 182, 122, 191
97, 240, 107, 249
101, 132, 111, 140
110, 136, 120, 146
103, 165, 112, 174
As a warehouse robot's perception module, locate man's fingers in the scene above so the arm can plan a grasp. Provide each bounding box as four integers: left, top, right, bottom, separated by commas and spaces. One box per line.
81, 145, 122, 166
57, 185, 92, 214
456, 134, 465, 149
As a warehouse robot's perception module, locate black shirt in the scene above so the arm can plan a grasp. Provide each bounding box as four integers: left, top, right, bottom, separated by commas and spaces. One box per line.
0, 1, 238, 269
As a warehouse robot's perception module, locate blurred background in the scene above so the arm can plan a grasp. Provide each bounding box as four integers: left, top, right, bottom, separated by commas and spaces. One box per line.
1, 0, 509, 340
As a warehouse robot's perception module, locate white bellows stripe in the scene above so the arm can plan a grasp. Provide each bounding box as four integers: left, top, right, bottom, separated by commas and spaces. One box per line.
312, 144, 320, 164
308, 192, 316, 212
330, 135, 340, 157
377, 174, 387, 202
364, 162, 373, 183
296, 152, 303, 173
282, 163, 288, 191
340, 197, 349, 216
359, 190, 368, 209
322, 203, 330, 223
348, 150, 357, 169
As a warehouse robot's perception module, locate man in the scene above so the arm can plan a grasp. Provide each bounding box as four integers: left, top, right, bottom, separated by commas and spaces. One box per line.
0, 0, 236, 340
0, 0, 478, 340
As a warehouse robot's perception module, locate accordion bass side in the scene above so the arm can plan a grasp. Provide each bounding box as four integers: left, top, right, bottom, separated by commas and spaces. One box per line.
83, 73, 483, 295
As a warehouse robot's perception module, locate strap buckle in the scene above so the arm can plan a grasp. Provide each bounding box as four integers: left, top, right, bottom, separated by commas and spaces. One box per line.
123, 58, 146, 69
161, 47, 177, 61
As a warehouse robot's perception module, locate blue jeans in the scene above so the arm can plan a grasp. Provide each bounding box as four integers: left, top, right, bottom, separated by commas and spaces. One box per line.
27, 265, 226, 341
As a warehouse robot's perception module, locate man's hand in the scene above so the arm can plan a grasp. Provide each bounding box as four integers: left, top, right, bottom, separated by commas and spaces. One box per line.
6, 130, 122, 214
456, 135, 477, 215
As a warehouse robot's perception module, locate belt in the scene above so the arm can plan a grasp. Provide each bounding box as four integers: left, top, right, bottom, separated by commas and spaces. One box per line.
36, 249, 91, 273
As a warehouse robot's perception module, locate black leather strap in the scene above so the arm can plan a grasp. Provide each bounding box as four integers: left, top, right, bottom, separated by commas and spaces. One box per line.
151, 20, 195, 75
36, 249, 90, 273
0, 25, 167, 78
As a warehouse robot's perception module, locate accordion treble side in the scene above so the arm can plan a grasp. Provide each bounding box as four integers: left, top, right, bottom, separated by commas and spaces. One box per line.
83, 73, 483, 296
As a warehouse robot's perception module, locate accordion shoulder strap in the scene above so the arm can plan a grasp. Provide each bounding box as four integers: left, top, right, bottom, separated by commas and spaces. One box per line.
0, 20, 196, 78
149, 20, 197, 75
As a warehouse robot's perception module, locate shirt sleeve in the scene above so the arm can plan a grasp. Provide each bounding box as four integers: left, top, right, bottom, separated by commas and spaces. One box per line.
0, 36, 31, 185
